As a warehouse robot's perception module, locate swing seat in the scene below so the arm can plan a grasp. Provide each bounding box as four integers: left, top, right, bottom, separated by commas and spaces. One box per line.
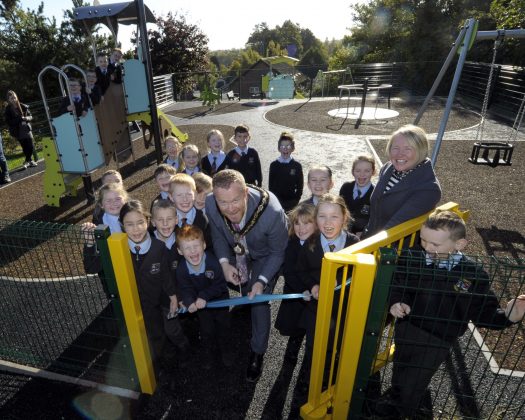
468, 142, 514, 167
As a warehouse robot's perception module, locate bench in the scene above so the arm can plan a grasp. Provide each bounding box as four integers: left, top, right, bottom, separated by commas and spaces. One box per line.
226, 90, 239, 101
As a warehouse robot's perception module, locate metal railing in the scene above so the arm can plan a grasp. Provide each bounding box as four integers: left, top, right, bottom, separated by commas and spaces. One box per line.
0, 220, 146, 397
153, 74, 174, 108
301, 201, 525, 419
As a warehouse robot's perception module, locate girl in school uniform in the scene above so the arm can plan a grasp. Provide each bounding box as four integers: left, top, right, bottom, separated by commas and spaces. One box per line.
163, 136, 182, 170
91, 183, 127, 233
83, 200, 189, 372
274, 203, 317, 361
301, 165, 334, 206
296, 194, 359, 357
200, 129, 231, 176
178, 144, 201, 176
339, 155, 376, 236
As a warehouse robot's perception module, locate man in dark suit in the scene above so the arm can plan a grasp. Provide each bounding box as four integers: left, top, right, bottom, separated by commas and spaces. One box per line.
205, 170, 288, 382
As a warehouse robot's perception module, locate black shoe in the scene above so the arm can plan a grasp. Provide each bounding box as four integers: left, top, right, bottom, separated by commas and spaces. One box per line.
246, 351, 263, 382
221, 348, 236, 367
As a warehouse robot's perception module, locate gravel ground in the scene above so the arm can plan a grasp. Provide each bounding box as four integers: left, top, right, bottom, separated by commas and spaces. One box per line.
0, 97, 524, 419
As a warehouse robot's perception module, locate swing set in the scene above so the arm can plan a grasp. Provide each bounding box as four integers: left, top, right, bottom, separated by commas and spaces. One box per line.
415, 19, 525, 167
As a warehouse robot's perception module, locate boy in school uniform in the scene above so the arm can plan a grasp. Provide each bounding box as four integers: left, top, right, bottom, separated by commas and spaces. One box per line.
226, 124, 262, 187
150, 164, 177, 210
108, 48, 123, 84
169, 173, 212, 247
84, 70, 102, 106
192, 172, 213, 214
151, 198, 183, 271
376, 210, 525, 418
58, 78, 90, 118
268, 131, 303, 212
176, 225, 234, 368
95, 53, 112, 95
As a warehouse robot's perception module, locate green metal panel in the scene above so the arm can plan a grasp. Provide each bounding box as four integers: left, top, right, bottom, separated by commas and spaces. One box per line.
348, 248, 397, 418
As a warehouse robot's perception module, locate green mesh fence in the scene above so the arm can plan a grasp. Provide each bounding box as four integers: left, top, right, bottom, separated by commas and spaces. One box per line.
0, 219, 137, 391
351, 249, 525, 419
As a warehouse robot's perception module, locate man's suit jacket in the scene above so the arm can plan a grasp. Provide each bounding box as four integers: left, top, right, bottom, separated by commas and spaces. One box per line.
363, 158, 441, 238
205, 186, 288, 284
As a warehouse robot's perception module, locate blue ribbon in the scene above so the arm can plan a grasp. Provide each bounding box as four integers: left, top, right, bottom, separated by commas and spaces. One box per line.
174, 278, 352, 315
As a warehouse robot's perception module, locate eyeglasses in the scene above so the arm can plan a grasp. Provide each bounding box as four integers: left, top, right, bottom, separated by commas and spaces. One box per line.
279, 144, 293, 149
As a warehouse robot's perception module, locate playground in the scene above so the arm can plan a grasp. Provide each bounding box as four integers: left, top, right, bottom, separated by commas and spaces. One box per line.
0, 95, 524, 419
0, 4, 524, 419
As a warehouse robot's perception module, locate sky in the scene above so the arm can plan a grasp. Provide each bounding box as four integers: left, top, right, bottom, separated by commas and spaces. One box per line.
19, 0, 358, 51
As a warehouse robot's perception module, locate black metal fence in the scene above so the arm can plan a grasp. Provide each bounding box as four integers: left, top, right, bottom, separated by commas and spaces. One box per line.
350, 250, 525, 419
0, 220, 138, 393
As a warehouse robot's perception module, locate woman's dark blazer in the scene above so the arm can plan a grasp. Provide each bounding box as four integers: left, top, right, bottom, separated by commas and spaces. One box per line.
362, 158, 441, 238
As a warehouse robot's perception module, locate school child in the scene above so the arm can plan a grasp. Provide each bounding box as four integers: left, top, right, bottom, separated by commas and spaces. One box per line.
274, 203, 317, 360
163, 136, 182, 170
108, 48, 123, 84
226, 124, 262, 186
58, 78, 90, 118
151, 164, 177, 210
176, 225, 234, 368
91, 182, 128, 232
101, 169, 123, 186
83, 200, 190, 373
178, 144, 201, 176
296, 194, 359, 357
168, 173, 211, 246
268, 132, 304, 212
92, 170, 124, 222
151, 198, 182, 272
95, 53, 111, 95
375, 210, 525, 418
339, 155, 376, 236
301, 165, 334, 206
201, 129, 231, 176
84, 69, 102, 106
192, 172, 213, 213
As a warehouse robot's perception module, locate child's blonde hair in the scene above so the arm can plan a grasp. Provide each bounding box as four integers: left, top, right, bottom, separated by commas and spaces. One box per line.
179, 144, 201, 171
169, 173, 196, 194
151, 198, 177, 219
206, 129, 225, 149
315, 193, 352, 229
97, 182, 128, 206
288, 203, 316, 237
351, 155, 376, 174
101, 169, 123, 185
192, 172, 212, 194
165, 136, 182, 151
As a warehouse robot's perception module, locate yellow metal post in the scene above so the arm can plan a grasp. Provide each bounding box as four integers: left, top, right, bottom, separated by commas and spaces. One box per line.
107, 233, 156, 394
332, 254, 377, 419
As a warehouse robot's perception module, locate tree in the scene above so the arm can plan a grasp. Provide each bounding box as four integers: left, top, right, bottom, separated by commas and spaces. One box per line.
298, 45, 328, 79
148, 12, 209, 96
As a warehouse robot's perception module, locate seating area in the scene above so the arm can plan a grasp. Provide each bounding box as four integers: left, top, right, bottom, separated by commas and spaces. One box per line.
226, 90, 239, 101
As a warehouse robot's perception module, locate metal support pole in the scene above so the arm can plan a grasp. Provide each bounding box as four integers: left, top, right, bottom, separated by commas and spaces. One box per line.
431, 19, 478, 166
135, 0, 163, 164
414, 23, 468, 125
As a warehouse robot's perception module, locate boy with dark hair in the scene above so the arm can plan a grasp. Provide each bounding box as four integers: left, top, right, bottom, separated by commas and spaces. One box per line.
176, 225, 233, 368
95, 53, 111, 95
150, 164, 178, 210
226, 124, 262, 186
376, 210, 525, 418
58, 78, 90, 118
268, 131, 303, 212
